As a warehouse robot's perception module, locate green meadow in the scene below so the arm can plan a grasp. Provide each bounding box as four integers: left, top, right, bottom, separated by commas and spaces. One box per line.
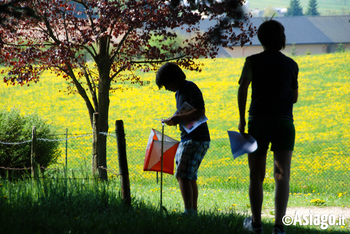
1, 52, 349, 191
1, 52, 350, 233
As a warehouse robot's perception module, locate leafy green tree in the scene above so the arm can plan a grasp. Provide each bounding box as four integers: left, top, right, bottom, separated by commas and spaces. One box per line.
0, 108, 60, 179
286, 0, 304, 16
305, 0, 320, 16
336, 43, 346, 53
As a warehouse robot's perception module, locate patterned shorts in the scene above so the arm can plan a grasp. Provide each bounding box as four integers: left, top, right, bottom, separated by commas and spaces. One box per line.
175, 140, 210, 181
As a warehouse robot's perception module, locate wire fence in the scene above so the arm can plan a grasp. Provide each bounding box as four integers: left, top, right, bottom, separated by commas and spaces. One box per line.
0, 129, 349, 193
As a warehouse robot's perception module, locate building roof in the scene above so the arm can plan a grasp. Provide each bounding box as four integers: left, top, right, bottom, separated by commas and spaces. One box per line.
308, 15, 350, 43
195, 15, 350, 46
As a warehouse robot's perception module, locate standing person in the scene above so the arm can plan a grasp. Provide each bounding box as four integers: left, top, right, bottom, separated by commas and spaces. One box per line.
156, 62, 210, 215
237, 20, 299, 234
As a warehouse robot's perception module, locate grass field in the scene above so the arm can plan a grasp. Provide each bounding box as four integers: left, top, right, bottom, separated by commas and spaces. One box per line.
246, 0, 350, 15
1, 52, 349, 191
1, 52, 350, 233
2, 178, 348, 234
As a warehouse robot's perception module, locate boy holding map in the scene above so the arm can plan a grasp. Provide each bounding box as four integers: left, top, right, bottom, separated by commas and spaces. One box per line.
156, 62, 210, 215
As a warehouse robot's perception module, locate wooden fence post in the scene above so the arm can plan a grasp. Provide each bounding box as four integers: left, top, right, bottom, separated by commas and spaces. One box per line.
92, 113, 98, 178
31, 126, 37, 179
115, 120, 131, 206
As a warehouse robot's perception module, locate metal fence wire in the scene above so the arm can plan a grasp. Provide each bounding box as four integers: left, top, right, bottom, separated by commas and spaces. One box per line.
0, 129, 349, 193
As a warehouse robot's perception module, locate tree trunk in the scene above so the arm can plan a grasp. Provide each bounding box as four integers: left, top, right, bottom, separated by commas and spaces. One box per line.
92, 113, 98, 178
96, 45, 112, 180
96, 78, 110, 180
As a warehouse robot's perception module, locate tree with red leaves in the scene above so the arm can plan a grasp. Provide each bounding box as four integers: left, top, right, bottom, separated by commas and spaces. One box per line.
0, 0, 38, 26
0, 0, 255, 179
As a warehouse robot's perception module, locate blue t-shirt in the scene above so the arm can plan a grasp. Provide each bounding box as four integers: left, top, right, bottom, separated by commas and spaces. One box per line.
240, 51, 299, 120
175, 81, 210, 142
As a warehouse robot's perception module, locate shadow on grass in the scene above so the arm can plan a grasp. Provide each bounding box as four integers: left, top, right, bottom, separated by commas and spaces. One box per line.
0, 178, 347, 234
1, 197, 347, 233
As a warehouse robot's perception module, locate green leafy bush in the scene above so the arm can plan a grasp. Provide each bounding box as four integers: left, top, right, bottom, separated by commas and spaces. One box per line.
0, 108, 60, 179
336, 43, 346, 53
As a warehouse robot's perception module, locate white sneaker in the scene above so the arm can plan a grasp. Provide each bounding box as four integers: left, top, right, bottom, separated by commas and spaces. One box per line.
243, 217, 263, 234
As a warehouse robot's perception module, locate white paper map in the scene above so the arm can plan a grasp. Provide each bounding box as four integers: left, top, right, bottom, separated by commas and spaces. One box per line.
227, 131, 258, 159
175, 102, 208, 134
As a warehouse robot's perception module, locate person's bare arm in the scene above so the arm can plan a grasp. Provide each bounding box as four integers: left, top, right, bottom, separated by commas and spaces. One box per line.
164, 109, 205, 126
238, 76, 251, 135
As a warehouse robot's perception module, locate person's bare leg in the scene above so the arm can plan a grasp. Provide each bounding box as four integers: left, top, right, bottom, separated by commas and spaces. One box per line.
190, 180, 198, 211
248, 153, 267, 225
274, 150, 292, 226
177, 177, 193, 210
